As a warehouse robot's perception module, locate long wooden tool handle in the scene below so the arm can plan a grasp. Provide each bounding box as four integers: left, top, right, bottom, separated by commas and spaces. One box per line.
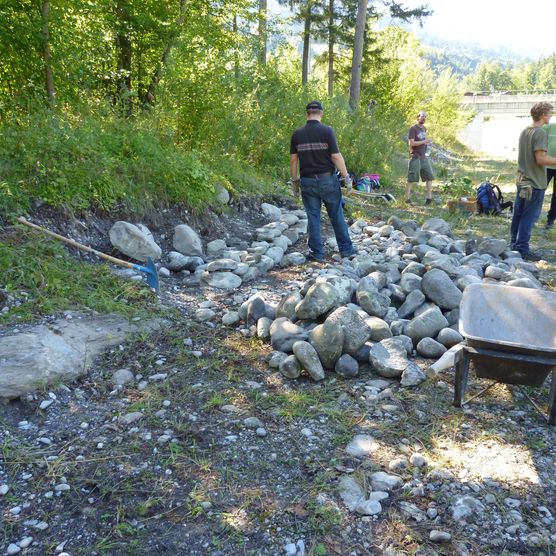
17, 216, 135, 270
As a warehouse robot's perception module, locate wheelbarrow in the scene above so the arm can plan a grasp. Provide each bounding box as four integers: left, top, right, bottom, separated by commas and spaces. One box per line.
454, 283, 556, 424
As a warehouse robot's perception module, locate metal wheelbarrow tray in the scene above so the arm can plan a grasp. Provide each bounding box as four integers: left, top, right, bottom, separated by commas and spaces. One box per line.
455, 283, 556, 424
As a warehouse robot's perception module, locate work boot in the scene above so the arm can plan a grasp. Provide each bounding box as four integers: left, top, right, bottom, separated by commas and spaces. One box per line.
521, 251, 542, 262
340, 247, 359, 259
305, 252, 324, 263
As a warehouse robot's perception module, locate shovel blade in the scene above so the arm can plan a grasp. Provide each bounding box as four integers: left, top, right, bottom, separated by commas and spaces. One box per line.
133, 257, 159, 292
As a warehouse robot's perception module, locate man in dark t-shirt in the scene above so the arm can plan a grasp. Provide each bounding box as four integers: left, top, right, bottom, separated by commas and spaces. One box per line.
289, 100, 356, 262
406, 111, 435, 205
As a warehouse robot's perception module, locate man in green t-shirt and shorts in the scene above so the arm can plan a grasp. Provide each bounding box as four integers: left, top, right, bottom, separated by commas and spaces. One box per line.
543, 120, 556, 228
406, 111, 435, 205
510, 102, 556, 261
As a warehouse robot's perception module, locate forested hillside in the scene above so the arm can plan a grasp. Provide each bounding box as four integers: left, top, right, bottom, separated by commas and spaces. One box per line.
0, 0, 470, 221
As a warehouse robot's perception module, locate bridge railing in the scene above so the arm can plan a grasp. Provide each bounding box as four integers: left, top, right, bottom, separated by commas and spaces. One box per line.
463, 89, 556, 97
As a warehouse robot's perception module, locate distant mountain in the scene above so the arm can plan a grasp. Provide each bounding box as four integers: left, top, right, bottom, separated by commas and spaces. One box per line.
419, 36, 530, 78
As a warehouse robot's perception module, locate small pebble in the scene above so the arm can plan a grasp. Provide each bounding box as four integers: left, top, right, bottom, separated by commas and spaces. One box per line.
18, 537, 33, 548
55, 483, 71, 492
430, 530, 451, 543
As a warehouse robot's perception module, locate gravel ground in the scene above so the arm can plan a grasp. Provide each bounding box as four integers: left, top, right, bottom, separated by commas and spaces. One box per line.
2, 201, 556, 556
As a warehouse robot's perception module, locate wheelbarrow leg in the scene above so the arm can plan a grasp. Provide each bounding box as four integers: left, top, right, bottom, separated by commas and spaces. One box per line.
454, 348, 470, 408
548, 369, 556, 425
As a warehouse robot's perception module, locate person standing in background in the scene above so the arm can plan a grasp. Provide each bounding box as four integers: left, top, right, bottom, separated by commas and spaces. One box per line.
290, 100, 357, 262
406, 111, 435, 205
544, 118, 556, 229
511, 102, 556, 261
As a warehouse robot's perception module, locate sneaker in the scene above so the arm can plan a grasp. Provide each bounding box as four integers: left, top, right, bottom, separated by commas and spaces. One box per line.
521, 251, 542, 262
306, 252, 324, 263
545, 219, 554, 230
406, 198, 414, 205
425, 198, 433, 205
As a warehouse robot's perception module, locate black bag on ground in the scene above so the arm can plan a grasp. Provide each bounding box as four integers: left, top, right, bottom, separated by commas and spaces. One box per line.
476, 182, 513, 215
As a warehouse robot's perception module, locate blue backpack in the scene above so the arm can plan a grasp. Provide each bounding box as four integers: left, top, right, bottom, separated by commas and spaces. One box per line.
476, 182, 513, 215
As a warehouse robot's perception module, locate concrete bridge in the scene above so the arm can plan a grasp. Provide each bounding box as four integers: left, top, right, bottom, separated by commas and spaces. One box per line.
461, 92, 556, 114
458, 92, 556, 160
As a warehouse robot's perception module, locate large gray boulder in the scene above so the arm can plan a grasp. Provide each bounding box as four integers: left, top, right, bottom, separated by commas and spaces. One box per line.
421, 217, 452, 237
167, 252, 205, 272
261, 203, 282, 220
397, 290, 426, 319
365, 316, 393, 341
416, 337, 447, 358
173, 224, 204, 257
325, 307, 372, 355
404, 306, 449, 343
270, 318, 309, 352
275, 292, 302, 321
292, 341, 325, 381
369, 338, 409, 378
421, 269, 462, 310
356, 289, 390, 318
295, 282, 339, 320
400, 272, 422, 294
309, 321, 344, 369
478, 238, 507, 257
109, 221, 162, 261
319, 276, 355, 305
201, 271, 242, 289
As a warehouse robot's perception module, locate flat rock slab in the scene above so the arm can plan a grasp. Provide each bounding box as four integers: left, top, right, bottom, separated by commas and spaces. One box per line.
0, 312, 164, 399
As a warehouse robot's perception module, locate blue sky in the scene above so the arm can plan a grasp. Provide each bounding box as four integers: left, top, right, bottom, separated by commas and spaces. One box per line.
270, 0, 556, 59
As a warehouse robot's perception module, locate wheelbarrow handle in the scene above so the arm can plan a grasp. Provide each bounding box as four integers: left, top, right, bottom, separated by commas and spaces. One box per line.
17, 216, 137, 270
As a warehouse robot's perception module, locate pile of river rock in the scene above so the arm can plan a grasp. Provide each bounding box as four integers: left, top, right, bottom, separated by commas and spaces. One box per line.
108, 202, 309, 289
107, 201, 543, 387
227, 211, 542, 386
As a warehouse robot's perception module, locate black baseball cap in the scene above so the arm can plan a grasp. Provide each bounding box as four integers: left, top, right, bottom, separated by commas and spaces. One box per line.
306, 100, 323, 111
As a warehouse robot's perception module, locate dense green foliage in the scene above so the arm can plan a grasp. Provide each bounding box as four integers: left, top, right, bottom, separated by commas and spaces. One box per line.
2, 0, 541, 223
463, 55, 556, 93
0, 228, 156, 323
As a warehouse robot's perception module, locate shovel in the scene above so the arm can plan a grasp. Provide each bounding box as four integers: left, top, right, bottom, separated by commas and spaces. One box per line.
17, 217, 159, 292
349, 189, 396, 202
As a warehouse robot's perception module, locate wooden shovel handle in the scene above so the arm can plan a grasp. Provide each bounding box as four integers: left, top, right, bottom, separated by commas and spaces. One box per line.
16, 216, 135, 270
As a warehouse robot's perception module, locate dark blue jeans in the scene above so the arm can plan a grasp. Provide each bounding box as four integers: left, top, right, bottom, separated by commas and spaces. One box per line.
510, 186, 545, 254
300, 174, 354, 259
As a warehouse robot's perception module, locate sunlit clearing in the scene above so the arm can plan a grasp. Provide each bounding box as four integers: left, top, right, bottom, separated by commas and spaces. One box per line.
433, 437, 540, 485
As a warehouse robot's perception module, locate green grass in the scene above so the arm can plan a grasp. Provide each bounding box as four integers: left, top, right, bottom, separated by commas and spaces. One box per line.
0, 227, 158, 324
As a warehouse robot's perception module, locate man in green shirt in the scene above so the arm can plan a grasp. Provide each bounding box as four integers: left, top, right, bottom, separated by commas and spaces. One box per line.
510, 102, 556, 261
544, 121, 556, 228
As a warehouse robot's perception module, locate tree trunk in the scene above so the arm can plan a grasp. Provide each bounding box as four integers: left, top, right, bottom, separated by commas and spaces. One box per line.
115, 0, 132, 117
41, 0, 56, 106
258, 0, 267, 66
144, 0, 187, 107
301, 4, 312, 86
233, 15, 239, 81
327, 0, 334, 96
349, 0, 368, 109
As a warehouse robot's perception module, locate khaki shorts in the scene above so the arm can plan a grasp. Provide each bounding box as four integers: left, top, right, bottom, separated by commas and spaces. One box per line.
408, 157, 435, 183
